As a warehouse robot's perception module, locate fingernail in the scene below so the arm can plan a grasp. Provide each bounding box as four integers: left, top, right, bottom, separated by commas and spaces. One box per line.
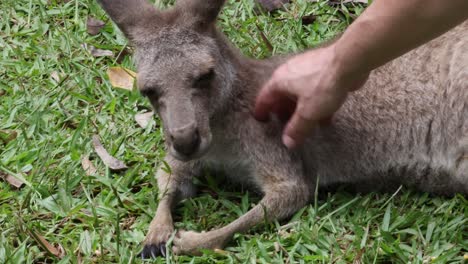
282, 135, 297, 149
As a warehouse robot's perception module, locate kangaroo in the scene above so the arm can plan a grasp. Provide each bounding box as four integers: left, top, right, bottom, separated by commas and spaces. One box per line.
97, 0, 468, 258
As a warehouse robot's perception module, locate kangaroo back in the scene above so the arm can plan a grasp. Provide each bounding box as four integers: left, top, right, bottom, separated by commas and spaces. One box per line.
303, 21, 468, 195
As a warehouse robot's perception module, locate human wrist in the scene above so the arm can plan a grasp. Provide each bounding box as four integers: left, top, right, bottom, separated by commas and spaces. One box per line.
325, 43, 359, 92
328, 38, 371, 92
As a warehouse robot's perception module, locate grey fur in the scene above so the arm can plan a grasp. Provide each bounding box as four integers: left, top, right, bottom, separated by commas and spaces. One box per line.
97, 0, 468, 257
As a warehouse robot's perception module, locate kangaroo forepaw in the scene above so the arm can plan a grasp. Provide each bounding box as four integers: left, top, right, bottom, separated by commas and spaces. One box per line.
140, 242, 166, 259
140, 225, 173, 259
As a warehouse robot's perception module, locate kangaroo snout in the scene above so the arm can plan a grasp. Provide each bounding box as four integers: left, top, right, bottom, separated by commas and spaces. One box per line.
169, 123, 201, 157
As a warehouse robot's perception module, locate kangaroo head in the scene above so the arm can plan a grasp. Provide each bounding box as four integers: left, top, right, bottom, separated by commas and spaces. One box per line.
99, 0, 233, 161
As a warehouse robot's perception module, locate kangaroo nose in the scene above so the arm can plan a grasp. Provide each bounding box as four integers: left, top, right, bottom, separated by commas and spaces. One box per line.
170, 124, 201, 156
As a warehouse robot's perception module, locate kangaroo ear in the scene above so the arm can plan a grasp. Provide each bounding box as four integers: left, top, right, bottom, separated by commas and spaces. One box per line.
176, 0, 226, 30
98, 0, 162, 42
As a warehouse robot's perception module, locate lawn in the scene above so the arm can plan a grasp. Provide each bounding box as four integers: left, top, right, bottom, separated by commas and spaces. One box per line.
0, 0, 466, 263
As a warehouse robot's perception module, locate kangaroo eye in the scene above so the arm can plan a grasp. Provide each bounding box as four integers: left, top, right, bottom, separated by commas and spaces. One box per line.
193, 69, 215, 89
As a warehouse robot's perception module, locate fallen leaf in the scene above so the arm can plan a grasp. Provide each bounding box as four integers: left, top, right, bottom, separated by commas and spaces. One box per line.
30, 230, 65, 258
308, 0, 368, 4
82, 44, 113, 58
343, 0, 368, 3
327, 0, 368, 5
256, 0, 290, 11
48, 0, 71, 4
353, 248, 365, 264
135, 111, 154, 128
87, 17, 105, 36
6, 175, 25, 188
302, 14, 317, 25
274, 242, 280, 252
0, 130, 18, 144
0, 171, 25, 189
79, 209, 93, 217
120, 216, 136, 230
107, 67, 137, 91
50, 71, 61, 83
115, 47, 132, 64
213, 249, 229, 256
56, 244, 66, 258
77, 252, 83, 264
255, 24, 273, 53
92, 135, 128, 171
90, 47, 113, 57
81, 155, 99, 176
0, 89, 5, 96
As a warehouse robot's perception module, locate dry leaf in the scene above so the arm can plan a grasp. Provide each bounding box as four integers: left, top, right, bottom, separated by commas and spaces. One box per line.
302, 14, 317, 25
56, 244, 66, 258
90, 47, 113, 57
273, 241, 289, 256
213, 249, 229, 256
0, 89, 5, 96
87, 17, 105, 36
255, 24, 273, 53
274, 242, 280, 252
0, 171, 25, 189
115, 47, 132, 64
82, 44, 113, 57
50, 71, 61, 83
81, 155, 99, 176
135, 111, 154, 128
308, 0, 368, 4
30, 230, 65, 258
256, 0, 290, 11
327, 0, 368, 4
48, 0, 71, 4
92, 135, 128, 171
77, 252, 83, 264
0, 130, 18, 144
107, 67, 137, 91
353, 248, 365, 264
8, 176, 25, 188
341, 0, 368, 3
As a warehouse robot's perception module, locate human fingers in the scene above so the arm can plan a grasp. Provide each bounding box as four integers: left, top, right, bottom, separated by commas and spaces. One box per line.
273, 96, 296, 122
254, 78, 278, 122
282, 102, 316, 149
254, 76, 295, 122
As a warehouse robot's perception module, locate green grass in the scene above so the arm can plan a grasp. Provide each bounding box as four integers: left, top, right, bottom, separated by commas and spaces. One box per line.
0, 0, 466, 263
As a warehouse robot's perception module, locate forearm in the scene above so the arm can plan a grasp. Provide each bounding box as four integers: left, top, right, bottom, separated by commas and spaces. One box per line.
333, 0, 468, 79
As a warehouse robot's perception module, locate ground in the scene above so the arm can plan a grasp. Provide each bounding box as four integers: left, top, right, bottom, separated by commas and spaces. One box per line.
0, 0, 467, 263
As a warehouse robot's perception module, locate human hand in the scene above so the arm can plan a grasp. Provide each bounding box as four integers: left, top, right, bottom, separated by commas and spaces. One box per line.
254, 46, 369, 149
